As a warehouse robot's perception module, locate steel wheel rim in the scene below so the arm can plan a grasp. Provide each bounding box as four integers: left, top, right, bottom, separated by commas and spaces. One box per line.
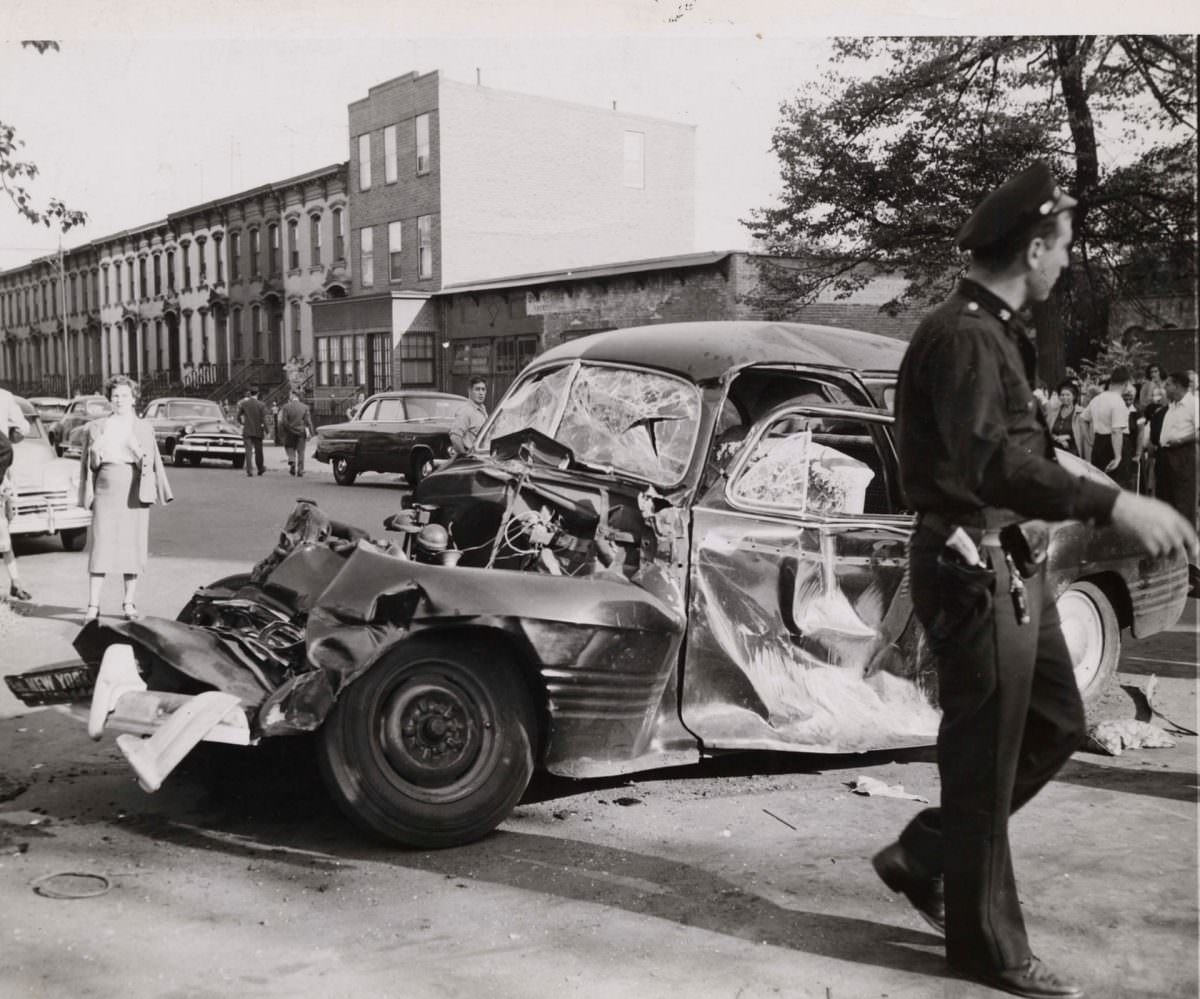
373, 664, 494, 801
1058, 588, 1104, 691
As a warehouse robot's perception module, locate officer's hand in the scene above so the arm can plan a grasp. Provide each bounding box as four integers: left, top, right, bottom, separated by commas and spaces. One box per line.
1110, 492, 1199, 561
1104, 457, 1121, 472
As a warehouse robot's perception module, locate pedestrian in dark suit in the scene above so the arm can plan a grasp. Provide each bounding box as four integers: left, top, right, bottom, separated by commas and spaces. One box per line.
876, 161, 1197, 999
237, 386, 269, 477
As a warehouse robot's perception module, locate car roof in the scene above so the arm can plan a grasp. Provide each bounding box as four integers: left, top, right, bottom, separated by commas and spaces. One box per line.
155, 397, 221, 404
28, 396, 69, 405
534, 321, 910, 382
368, 391, 466, 401
14, 395, 36, 416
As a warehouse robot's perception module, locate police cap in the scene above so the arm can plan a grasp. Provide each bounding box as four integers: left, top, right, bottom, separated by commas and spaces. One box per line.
956, 161, 1078, 252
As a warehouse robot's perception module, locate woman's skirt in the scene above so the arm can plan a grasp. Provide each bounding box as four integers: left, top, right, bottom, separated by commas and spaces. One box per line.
88, 462, 149, 575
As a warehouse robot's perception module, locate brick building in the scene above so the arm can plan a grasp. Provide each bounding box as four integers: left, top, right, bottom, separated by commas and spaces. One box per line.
310, 70, 697, 407
0, 164, 347, 399
431, 251, 919, 402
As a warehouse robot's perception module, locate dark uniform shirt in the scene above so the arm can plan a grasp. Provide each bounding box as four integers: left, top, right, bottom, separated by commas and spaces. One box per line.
895, 278, 1118, 526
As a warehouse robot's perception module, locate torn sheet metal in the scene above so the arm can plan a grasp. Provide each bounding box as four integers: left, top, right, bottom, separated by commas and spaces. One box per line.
681, 510, 939, 753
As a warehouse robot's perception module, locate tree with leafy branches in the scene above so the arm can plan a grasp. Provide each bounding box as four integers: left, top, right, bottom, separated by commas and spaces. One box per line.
1, 41, 88, 233
743, 35, 1197, 380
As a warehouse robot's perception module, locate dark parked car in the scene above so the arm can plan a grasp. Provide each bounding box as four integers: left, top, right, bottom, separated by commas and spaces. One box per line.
314, 390, 467, 486
49, 395, 110, 457
5, 322, 1187, 850
142, 397, 244, 468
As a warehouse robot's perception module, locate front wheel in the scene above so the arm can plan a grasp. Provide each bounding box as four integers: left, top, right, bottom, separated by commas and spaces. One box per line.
317, 638, 537, 848
331, 455, 358, 486
232, 454, 245, 470
1057, 580, 1120, 711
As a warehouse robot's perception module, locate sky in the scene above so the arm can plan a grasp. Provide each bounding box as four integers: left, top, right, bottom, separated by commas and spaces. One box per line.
1, 0, 1198, 274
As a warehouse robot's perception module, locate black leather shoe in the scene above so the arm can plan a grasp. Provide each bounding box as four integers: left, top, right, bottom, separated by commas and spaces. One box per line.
951, 956, 1084, 999
872, 842, 945, 934
9, 583, 31, 601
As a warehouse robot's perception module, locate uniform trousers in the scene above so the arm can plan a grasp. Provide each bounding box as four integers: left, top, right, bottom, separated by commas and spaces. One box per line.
897, 525, 1085, 971
1091, 433, 1130, 489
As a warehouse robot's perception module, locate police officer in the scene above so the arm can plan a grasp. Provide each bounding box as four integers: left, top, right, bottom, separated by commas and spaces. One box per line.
872, 161, 1197, 999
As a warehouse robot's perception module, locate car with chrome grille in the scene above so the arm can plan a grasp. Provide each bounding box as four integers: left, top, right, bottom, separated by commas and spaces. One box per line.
3, 322, 1188, 850
8, 395, 91, 550
143, 397, 245, 468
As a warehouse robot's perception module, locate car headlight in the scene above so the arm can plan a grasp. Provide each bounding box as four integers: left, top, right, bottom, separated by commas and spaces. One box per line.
184, 424, 195, 435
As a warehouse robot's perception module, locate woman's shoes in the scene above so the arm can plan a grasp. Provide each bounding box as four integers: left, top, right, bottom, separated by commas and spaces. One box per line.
83, 604, 100, 623
121, 602, 139, 621
9, 583, 32, 601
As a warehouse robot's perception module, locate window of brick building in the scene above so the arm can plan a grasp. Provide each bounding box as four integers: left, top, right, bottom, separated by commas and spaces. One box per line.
417, 215, 432, 279
138, 257, 147, 299
384, 125, 397, 184
288, 219, 299, 270
268, 224, 280, 275
358, 133, 371, 191
250, 228, 261, 279
332, 208, 345, 261
114, 261, 122, 304
400, 331, 435, 386
360, 227, 374, 287
388, 221, 402, 282
251, 305, 262, 359
182, 245, 192, 290
153, 255, 162, 296
416, 113, 430, 175
290, 300, 302, 358
214, 237, 224, 284
231, 307, 243, 360
310, 215, 322, 264
197, 241, 207, 285
230, 232, 241, 282
167, 248, 176, 291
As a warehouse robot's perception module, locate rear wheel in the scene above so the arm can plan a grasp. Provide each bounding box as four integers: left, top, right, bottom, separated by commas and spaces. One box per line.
332, 455, 357, 486
1057, 580, 1120, 710
60, 528, 87, 551
317, 638, 536, 848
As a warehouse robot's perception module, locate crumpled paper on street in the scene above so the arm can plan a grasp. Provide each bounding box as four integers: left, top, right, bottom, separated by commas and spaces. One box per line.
848, 775, 929, 803
1085, 719, 1176, 756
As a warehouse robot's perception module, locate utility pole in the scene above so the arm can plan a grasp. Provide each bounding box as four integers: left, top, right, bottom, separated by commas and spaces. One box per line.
59, 236, 72, 399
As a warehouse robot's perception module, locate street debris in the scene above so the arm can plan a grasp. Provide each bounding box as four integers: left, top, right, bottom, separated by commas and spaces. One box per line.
847, 776, 929, 803
1127, 676, 1198, 736
30, 871, 112, 899
762, 808, 798, 831
1085, 719, 1176, 756
613, 796, 642, 807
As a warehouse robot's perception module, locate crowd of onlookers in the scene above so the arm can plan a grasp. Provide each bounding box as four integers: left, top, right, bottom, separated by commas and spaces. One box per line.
1039, 363, 1198, 525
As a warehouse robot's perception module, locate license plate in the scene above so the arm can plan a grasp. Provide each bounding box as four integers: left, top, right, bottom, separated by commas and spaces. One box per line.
5, 663, 98, 706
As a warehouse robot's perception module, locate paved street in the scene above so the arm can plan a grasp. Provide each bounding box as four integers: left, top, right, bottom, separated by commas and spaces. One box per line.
0, 450, 1196, 999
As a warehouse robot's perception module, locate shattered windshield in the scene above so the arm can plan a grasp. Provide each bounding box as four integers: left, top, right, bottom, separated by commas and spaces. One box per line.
481, 362, 701, 483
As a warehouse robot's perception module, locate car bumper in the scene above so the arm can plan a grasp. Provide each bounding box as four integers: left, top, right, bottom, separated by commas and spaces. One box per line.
11, 495, 92, 536
5, 646, 254, 793
174, 440, 243, 460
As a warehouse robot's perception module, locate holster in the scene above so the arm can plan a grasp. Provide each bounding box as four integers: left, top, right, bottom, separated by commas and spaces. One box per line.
999, 520, 1049, 579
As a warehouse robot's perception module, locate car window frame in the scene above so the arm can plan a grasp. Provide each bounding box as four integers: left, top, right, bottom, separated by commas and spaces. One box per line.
723, 402, 903, 521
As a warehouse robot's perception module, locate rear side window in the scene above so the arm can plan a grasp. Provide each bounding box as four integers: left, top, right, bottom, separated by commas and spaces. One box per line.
374, 398, 406, 422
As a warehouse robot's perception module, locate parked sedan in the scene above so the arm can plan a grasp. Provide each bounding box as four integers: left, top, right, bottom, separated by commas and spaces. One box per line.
5, 322, 1187, 850
7, 396, 91, 550
27, 396, 70, 425
314, 390, 467, 486
49, 395, 110, 457
142, 397, 245, 468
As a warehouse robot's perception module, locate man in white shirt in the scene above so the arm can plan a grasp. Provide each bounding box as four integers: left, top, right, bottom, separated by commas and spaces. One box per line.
449, 377, 488, 457
1081, 366, 1132, 487
1158, 370, 1198, 528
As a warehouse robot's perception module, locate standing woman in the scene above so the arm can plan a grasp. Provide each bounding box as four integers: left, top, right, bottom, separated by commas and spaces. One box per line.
1138, 363, 1165, 412
1047, 379, 1083, 455
78, 375, 173, 622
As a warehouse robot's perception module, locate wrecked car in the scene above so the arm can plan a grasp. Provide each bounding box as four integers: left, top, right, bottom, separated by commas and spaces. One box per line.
5, 321, 1188, 849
